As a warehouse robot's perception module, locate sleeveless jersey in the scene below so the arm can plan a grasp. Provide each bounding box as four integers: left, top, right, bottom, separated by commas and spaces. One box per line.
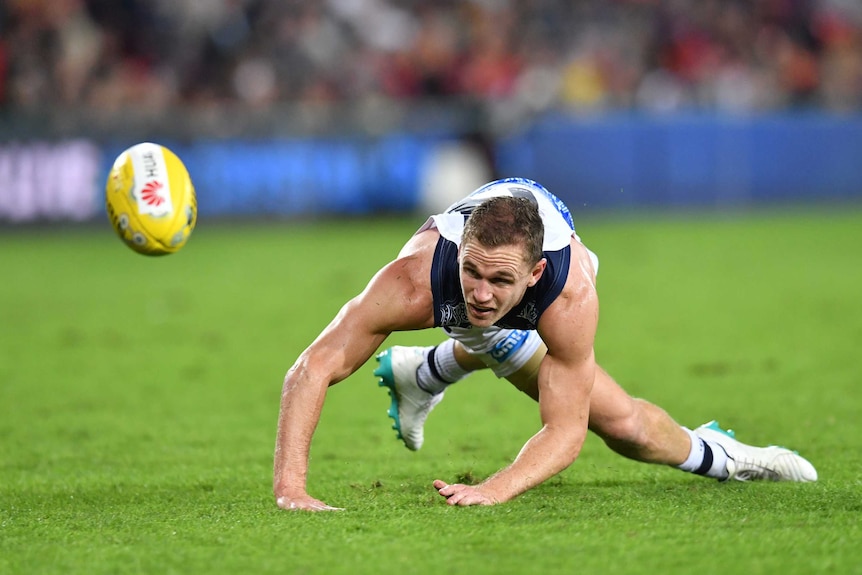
415, 178, 576, 330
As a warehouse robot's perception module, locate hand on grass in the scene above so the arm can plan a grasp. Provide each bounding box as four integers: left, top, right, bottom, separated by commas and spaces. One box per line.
433, 479, 498, 507
276, 493, 344, 512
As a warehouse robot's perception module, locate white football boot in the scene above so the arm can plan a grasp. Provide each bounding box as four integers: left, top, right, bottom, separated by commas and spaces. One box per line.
694, 421, 818, 482
374, 346, 444, 451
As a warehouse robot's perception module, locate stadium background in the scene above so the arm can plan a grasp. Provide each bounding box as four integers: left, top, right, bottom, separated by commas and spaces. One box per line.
1, 0, 861, 222
2, 4, 862, 574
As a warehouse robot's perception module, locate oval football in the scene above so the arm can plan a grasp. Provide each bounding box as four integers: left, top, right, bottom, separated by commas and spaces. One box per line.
105, 142, 197, 256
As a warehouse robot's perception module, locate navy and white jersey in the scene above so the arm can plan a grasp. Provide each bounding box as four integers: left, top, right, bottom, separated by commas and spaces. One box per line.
415, 178, 584, 330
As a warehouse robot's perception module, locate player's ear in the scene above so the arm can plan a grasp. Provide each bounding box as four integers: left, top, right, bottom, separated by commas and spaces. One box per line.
527, 258, 546, 287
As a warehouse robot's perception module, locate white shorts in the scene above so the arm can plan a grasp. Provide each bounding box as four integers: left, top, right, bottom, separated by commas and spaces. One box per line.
442, 326, 543, 378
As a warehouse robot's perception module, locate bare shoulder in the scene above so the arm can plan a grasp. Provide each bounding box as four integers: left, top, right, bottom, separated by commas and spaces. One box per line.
567, 236, 599, 303
361, 229, 439, 331
537, 237, 599, 356
397, 227, 440, 260
388, 228, 438, 292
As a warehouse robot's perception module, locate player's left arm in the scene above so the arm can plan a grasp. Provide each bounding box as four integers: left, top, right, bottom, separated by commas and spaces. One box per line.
435, 240, 599, 506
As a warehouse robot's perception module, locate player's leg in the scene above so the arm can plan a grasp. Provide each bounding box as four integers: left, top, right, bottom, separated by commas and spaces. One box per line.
585, 365, 695, 466
503, 347, 816, 482
496, 345, 700, 469
502, 350, 693, 465
499, 346, 697, 467
583, 363, 817, 482
376, 334, 817, 481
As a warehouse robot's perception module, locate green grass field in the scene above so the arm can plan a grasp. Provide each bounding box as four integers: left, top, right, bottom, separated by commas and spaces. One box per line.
1, 207, 861, 575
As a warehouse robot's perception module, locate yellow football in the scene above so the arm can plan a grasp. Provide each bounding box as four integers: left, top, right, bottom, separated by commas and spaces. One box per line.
105, 142, 197, 256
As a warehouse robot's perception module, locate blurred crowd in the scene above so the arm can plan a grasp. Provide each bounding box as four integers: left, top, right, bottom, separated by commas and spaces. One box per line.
1, 0, 861, 119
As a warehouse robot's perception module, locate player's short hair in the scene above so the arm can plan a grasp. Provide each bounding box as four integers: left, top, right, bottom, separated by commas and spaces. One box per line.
462, 196, 544, 265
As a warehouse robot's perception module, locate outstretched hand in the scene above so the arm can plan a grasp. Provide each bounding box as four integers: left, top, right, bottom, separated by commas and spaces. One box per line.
276, 493, 344, 512
433, 479, 499, 507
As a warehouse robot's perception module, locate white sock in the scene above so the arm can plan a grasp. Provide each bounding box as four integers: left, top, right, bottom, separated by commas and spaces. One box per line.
677, 427, 730, 480
416, 339, 469, 395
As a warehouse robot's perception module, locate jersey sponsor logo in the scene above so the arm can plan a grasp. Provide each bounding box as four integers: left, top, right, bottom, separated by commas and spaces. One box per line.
488, 330, 530, 363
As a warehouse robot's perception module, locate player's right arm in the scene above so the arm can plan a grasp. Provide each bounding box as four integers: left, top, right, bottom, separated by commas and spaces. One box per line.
273, 231, 437, 511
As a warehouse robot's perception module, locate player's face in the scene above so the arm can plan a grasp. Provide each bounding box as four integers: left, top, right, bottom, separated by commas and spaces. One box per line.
458, 240, 546, 328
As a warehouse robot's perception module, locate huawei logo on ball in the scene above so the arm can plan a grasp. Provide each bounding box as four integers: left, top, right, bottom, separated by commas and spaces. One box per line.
141, 180, 166, 207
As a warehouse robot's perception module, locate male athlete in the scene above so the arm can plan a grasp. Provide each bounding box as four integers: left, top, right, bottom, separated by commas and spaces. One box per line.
273, 178, 816, 511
